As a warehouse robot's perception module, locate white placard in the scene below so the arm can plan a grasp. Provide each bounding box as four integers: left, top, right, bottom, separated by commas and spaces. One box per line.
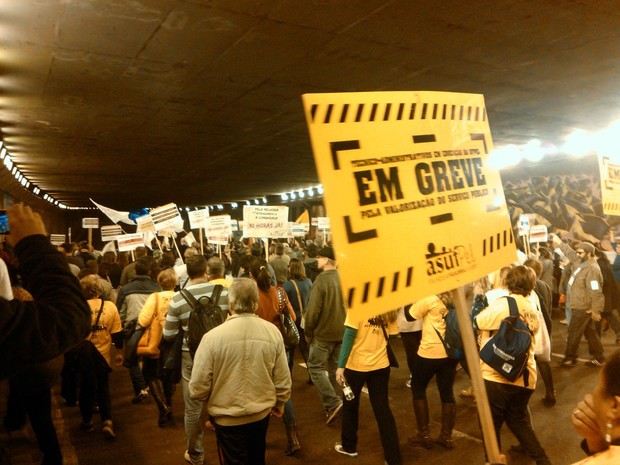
187, 209, 210, 229
50, 234, 65, 246
243, 206, 289, 238
150, 203, 182, 232
206, 215, 232, 245
291, 223, 309, 236
529, 224, 548, 243
101, 225, 123, 242
82, 218, 99, 229
117, 233, 145, 252
317, 216, 330, 230
135, 214, 156, 233
230, 220, 239, 232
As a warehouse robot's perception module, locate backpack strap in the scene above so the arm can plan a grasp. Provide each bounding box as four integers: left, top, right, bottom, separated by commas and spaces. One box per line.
503, 295, 531, 387
210, 285, 223, 306
180, 289, 198, 310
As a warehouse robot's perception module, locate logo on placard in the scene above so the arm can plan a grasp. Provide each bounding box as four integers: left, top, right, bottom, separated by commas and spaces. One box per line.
425, 242, 476, 281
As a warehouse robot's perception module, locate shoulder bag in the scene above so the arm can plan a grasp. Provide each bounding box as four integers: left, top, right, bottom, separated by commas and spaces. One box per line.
276, 287, 300, 350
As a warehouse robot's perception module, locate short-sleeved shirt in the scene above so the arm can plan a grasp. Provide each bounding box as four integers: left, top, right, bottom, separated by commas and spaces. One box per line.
88, 298, 122, 366
344, 312, 399, 372
407, 295, 448, 359
475, 293, 539, 388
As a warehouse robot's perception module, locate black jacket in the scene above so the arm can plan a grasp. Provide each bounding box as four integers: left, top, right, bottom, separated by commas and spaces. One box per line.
0, 235, 91, 379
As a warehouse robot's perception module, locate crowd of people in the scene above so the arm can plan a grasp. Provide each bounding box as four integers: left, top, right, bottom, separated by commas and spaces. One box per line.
1, 205, 620, 465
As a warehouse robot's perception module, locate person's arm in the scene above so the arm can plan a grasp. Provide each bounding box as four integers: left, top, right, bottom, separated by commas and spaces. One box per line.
0, 204, 91, 379
271, 334, 292, 412
138, 293, 157, 328
336, 326, 358, 383
303, 283, 322, 339
188, 336, 214, 401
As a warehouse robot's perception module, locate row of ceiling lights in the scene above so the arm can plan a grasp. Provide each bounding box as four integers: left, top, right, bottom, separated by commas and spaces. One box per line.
0, 140, 66, 208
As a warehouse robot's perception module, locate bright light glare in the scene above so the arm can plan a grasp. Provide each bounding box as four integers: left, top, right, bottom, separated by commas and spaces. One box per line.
595, 119, 620, 161
562, 129, 593, 157
281, 194, 288, 201
488, 145, 522, 170
523, 139, 546, 162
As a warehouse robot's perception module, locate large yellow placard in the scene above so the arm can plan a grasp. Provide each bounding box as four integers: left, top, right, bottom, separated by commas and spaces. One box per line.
302, 91, 516, 322
599, 154, 620, 216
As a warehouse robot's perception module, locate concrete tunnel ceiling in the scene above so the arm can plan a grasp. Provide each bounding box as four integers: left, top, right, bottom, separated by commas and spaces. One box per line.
0, 0, 618, 210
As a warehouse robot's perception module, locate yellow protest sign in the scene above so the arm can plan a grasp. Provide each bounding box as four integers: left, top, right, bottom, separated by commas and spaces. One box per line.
302, 91, 515, 321
599, 154, 620, 216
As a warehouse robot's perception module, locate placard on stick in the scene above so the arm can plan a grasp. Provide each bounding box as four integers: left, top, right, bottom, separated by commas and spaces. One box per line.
243, 206, 289, 238
302, 91, 515, 322
117, 233, 145, 252
101, 225, 123, 242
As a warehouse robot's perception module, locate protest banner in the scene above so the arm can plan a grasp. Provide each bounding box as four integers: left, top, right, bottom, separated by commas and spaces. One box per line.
243, 206, 289, 238
205, 215, 232, 245
150, 203, 182, 232
302, 90, 515, 464
117, 233, 145, 252
101, 225, 123, 243
599, 154, 620, 215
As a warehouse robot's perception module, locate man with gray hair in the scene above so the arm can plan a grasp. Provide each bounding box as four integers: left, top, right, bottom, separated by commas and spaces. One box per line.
189, 278, 291, 465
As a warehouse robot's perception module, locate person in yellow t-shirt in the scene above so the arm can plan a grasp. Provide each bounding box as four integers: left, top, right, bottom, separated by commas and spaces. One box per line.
334, 311, 402, 465
405, 291, 458, 450
78, 275, 123, 439
138, 268, 177, 427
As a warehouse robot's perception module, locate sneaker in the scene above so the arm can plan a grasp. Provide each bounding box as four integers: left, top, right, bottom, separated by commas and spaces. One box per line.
585, 358, 604, 367
132, 389, 150, 404
79, 421, 94, 433
325, 402, 343, 425
460, 386, 475, 398
184, 450, 191, 464
560, 358, 576, 368
560, 319, 567, 325
335, 444, 358, 457
102, 420, 116, 439
405, 375, 412, 389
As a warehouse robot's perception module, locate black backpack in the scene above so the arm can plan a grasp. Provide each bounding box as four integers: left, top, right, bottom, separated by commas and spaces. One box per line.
433, 303, 464, 360
181, 285, 224, 357
479, 296, 533, 385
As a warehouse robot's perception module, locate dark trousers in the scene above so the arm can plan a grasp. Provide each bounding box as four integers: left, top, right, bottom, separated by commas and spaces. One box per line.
565, 308, 604, 360
214, 415, 270, 465
400, 331, 422, 377
341, 367, 401, 465
6, 377, 62, 465
411, 355, 457, 403
484, 380, 549, 463
76, 354, 112, 423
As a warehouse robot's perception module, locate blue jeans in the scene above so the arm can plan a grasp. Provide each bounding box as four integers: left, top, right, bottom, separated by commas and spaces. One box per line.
182, 351, 204, 465
307, 339, 341, 411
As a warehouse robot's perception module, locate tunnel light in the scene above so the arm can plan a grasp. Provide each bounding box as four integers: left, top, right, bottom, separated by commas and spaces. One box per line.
254, 199, 259, 205
262, 197, 267, 204
0, 148, 5, 160
298, 190, 305, 198
290, 192, 296, 200
307, 188, 314, 197
317, 185, 324, 195
281, 193, 288, 201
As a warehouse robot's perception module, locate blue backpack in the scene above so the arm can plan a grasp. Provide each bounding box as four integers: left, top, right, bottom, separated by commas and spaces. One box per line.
434, 303, 464, 360
479, 296, 533, 385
